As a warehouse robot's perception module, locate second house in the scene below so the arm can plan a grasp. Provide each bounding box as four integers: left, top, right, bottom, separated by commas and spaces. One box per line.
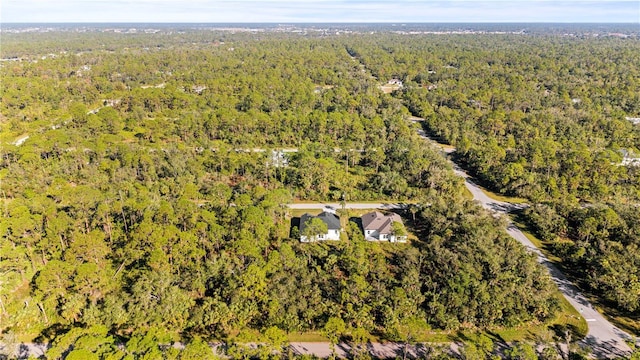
361, 211, 407, 242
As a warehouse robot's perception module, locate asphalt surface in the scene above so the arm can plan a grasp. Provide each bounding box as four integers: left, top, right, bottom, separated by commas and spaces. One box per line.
413, 116, 634, 358
289, 342, 437, 358
4, 123, 634, 360
289, 202, 406, 210
2, 341, 441, 359
288, 119, 635, 358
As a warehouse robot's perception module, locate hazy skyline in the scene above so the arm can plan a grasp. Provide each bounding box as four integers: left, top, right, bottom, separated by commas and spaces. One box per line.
2, 0, 639, 23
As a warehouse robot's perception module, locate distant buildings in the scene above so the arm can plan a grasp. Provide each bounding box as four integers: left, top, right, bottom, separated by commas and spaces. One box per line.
626, 117, 640, 125
387, 79, 404, 87
268, 150, 289, 168
617, 149, 640, 167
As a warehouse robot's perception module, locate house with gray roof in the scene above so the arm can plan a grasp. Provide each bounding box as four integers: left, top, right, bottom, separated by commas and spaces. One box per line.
299, 210, 341, 242
361, 211, 407, 242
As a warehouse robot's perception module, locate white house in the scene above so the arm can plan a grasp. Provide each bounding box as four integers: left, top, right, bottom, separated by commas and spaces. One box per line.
626, 117, 640, 125
268, 150, 289, 168
388, 79, 404, 87
361, 211, 407, 243
299, 211, 341, 242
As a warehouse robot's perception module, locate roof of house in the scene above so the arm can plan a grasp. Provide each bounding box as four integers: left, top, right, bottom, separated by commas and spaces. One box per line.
361, 211, 403, 235
300, 211, 341, 234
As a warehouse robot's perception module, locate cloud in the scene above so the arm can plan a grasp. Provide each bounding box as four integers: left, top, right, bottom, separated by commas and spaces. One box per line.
2, 0, 639, 23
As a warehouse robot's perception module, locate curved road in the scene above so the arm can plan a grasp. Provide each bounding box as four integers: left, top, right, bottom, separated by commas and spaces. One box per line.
4, 134, 633, 360
288, 118, 635, 357
411, 117, 634, 358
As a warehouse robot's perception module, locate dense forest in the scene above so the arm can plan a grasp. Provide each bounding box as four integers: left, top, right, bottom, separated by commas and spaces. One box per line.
0, 27, 638, 358
347, 34, 640, 323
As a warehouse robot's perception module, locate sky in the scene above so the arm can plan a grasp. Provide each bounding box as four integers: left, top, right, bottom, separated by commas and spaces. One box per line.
1, 0, 639, 23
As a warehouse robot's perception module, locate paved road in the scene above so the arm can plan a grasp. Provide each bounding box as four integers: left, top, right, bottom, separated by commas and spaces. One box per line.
289, 202, 407, 210
412, 116, 634, 358
289, 119, 635, 357
1, 341, 446, 359
11, 134, 30, 146
4, 134, 633, 360
289, 342, 440, 358
0, 342, 47, 359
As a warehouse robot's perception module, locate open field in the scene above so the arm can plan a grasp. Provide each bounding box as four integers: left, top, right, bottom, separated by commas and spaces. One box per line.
379, 84, 401, 94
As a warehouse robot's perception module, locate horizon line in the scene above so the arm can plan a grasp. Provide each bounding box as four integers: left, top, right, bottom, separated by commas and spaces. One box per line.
3, 21, 638, 24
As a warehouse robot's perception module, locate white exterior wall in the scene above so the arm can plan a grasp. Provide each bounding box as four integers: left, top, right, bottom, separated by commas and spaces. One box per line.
365, 229, 379, 240
301, 230, 340, 242
389, 235, 407, 243
326, 229, 341, 240
366, 231, 407, 242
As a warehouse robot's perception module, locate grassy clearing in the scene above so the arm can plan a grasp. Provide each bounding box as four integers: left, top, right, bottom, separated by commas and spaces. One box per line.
518, 227, 564, 264
461, 186, 474, 200
340, 208, 396, 217
477, 186, 529, 204
446, 155, 528, 205
287, 332, 330, 342
1, 132, 21, 143
412, 290, 588, 344
392, 292, 587, 344
589, 297, 640, 336
379, 84, 401, 94
288, 208, 383, 218
492, 296, 586, 343
434, 143, 456, 153
552, 292, 589, 338
289, 208, 324, 217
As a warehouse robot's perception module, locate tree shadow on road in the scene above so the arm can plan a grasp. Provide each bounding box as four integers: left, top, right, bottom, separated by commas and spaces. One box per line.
580, 334, 631, 359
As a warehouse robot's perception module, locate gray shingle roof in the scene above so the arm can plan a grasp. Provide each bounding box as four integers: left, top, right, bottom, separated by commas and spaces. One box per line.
361, 211, 403, 235
299, 211, 341, 234
316, 211, 341, 230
